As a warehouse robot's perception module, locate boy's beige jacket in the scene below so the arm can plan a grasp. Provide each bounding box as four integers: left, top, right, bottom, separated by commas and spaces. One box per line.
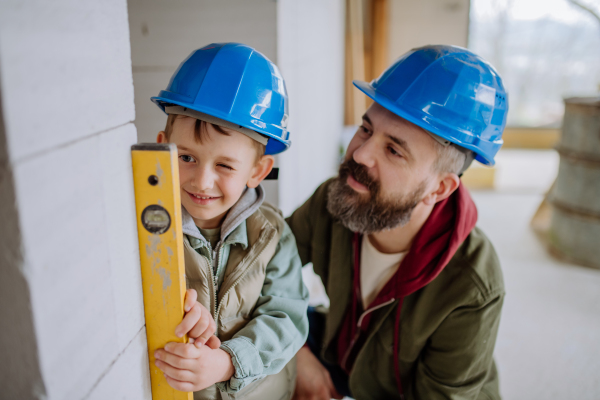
184, 203, 296, 400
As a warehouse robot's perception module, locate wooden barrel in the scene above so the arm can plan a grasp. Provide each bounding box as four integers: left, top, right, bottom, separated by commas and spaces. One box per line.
549, 97, 600, 268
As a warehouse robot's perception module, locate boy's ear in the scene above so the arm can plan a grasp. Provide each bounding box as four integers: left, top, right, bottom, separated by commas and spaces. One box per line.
157, 131, 167, 143
247, 155, 275, 188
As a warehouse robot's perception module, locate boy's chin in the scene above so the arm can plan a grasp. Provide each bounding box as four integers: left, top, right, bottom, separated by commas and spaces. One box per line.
183, 203, 227, 227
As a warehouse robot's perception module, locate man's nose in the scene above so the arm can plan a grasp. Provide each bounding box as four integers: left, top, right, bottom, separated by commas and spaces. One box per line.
352, 135, 377, 169
192, 166, 215, 191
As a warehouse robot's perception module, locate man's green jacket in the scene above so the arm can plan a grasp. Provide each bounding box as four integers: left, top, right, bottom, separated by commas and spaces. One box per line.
286, 180, 504, 400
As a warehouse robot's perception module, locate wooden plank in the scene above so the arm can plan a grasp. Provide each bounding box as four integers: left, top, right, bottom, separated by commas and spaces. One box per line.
131, 143, 192, 400
370, 0, 388, 80
461, 164, 496, 190
502, 128, 560, 149
345, 0, 367, 126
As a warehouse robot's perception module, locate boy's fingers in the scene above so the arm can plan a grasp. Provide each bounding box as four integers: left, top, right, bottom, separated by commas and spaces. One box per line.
164, 375, 195, 392
155, 349, 194, 370
164, 342, 202, 359
184, 289, 198, 312
205, 335, 221, 350
155, 359, 194, 382
194, 319, 216, 346
175, 304, 201, 337
189, 311, 212, 341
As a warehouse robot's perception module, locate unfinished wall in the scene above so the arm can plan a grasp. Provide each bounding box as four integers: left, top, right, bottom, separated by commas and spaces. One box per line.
389, 0, 469, 61
0, 0, 150, 398
277, 0, 346, 215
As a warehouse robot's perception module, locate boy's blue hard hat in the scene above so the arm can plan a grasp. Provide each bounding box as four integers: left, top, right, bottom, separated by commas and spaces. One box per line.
354, 45, 508, 166
152, 43, 290, 155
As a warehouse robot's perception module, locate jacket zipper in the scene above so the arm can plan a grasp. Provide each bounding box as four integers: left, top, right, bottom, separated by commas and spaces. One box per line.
206, 242, 230, 322
215, 233, 276, 322
340, 298, 396, 370
198, 249, 218, 320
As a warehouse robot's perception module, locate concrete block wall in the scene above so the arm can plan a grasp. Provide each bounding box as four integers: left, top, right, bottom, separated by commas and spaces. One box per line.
0, 0, 150, 398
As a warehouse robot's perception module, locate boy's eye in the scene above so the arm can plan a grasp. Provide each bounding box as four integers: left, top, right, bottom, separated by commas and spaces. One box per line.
360, 125, 371, 135
179, 155, 195, 163
218, 163, 233, 171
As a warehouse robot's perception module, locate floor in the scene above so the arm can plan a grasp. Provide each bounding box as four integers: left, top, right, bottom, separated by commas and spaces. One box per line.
472, 150, 600, 399
307, 149, 600, 399
473, 190, 600, 399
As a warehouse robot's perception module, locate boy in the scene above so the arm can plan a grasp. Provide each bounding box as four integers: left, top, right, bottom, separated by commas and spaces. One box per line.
150, 43, 309, 400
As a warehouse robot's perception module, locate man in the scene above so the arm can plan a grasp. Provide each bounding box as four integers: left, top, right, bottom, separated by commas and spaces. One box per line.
287, 45, 508, 400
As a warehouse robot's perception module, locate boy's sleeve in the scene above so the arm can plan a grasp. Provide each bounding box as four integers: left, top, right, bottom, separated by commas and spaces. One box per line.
216, 222, 309, 393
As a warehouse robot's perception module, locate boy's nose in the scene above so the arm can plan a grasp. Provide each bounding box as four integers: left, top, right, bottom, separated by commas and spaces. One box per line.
191, 166, 215, 191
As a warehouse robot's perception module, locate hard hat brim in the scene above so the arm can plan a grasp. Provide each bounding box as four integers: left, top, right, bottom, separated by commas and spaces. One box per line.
151, 96, 291, 155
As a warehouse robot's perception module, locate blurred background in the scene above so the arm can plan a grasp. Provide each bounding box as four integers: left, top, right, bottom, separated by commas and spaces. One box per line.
1, 0, 599, 399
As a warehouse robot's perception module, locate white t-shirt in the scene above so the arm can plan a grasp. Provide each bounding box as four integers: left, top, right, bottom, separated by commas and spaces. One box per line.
360, 235, 407, 309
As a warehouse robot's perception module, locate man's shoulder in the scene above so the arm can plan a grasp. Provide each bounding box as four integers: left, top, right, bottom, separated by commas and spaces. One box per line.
286, 178, 337, 233
442, 226, 504, 303
307, 178, 336, 210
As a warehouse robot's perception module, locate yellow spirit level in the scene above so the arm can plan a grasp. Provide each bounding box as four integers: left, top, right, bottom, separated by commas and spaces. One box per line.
131, 143, 192, 400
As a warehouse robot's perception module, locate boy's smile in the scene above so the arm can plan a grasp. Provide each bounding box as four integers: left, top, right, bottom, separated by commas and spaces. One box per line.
185, 191, 221, 205
157, 115, 274, 229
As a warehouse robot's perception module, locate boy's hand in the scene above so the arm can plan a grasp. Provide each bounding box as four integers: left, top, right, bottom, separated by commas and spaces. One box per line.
176, 289, 219, 347
154, 338, 235, 392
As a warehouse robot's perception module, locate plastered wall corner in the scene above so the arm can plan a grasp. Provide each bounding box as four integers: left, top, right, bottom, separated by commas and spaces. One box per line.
0, 69, 47, 400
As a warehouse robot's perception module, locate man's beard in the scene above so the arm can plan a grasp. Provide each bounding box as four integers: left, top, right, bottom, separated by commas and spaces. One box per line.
326, 159, 426, 234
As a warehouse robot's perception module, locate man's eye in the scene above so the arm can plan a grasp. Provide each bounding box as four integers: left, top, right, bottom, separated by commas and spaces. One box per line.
360, 125, 371, 134
179, 155, 195, 163
218, 164, 233, 171
388, 146, 401, 157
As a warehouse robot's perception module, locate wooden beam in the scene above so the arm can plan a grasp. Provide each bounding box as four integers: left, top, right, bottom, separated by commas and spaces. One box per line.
502, 128, 560, 149
370, 0, 389, 80
461, 164, 496, 190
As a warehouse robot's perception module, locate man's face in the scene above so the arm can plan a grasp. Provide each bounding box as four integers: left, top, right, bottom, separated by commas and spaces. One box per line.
162, 116, 263, 229
327, 103, 440, 233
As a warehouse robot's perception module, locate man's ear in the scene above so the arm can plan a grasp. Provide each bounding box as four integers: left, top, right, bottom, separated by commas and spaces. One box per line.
422, 173, 460, 206
157, 131, 167, 143
247, 155, 275, 188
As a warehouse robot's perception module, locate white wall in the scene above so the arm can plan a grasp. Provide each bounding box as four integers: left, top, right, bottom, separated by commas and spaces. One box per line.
389, 0, 469, 62
0, 0, 150, 398
277, 0, 346, 216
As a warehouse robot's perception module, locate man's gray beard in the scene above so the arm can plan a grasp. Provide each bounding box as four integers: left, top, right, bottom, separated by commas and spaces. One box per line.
326, 173, 426, 234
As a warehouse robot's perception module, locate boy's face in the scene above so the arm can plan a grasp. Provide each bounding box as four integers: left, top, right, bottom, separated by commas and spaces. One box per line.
157, 116, 273, 229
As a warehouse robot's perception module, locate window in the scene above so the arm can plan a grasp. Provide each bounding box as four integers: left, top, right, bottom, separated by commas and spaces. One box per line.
469, 0, 600, 128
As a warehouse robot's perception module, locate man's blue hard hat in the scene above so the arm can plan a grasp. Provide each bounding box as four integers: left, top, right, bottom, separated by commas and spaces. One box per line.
152, 43, 290, 155
354, 45, 508, 166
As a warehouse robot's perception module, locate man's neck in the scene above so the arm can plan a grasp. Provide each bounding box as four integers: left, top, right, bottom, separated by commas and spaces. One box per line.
368, 202, 435, 254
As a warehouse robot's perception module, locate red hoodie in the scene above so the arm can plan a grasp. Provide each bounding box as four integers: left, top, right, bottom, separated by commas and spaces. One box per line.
336, 183, 478, 396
